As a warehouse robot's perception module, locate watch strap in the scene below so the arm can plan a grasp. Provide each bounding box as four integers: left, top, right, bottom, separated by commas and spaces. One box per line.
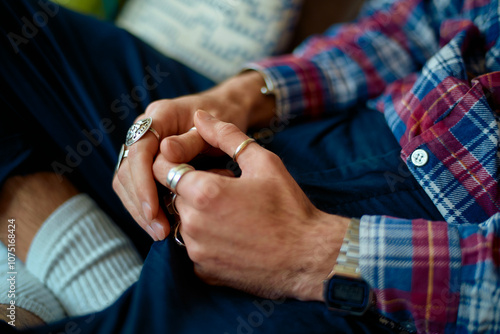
332, 218, 361, 279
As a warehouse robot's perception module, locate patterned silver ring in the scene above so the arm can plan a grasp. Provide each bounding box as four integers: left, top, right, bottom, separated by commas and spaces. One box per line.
166, 164, 195, 193
125, 117, 160, 146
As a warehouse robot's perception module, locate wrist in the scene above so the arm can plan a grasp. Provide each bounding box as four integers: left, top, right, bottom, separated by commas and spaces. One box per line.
212, 71, 276, 129
295, 212, 350, 302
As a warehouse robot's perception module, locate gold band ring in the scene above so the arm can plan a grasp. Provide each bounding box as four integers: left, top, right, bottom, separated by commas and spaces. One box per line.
233, 138, 256, 163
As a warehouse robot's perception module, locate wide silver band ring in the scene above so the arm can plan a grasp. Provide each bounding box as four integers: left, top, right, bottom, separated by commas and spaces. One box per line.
166, 164, 195, 193
233, 138, 256, 163
125, 117, 160, 146
114, 144, 130, 175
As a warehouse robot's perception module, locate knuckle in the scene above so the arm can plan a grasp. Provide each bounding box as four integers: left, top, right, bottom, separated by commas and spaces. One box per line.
128, 142, 141, 155
116, 168, 128, 184
215, 122, 239, 139
181, 214, 202, 237
144, 100, 166, 117
192, 187, 212, 210
112, 176, 120, 192
187, 243, 206, 263
199, 176, 221, 200
162, 138, 185, 162
260, 150, 281, 166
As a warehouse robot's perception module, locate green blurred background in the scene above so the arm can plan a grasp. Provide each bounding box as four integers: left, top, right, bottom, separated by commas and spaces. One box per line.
58, 0, 125, 20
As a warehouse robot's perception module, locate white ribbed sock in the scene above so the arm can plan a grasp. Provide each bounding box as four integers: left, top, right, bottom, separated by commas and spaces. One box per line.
26, 194, 143, 317
0, 243, 66, 323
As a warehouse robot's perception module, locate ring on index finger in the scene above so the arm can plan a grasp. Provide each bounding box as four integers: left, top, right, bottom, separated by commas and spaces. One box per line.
114, 117, 159, 176
166, 164, 195, 193
125, 117, 160, 146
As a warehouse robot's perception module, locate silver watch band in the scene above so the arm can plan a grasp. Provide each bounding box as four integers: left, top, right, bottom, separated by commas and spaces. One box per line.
333, 218, 361, 279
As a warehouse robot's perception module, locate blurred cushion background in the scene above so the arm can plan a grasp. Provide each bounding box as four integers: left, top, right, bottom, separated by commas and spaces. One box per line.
59, 0, 363, 82
115, 0, 303, 82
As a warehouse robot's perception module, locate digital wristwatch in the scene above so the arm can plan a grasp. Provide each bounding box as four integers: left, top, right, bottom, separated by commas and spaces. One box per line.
323, 218, 373, 315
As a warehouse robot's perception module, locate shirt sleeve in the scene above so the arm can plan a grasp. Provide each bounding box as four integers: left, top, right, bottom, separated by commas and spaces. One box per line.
359, 214, 500, 333
246, 0, 440, 121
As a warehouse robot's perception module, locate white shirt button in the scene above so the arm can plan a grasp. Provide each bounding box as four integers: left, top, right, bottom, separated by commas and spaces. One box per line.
411, 149, 428, 167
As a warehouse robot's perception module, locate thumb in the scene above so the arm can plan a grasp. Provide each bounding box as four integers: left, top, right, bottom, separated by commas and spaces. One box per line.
194, 110, 260, 169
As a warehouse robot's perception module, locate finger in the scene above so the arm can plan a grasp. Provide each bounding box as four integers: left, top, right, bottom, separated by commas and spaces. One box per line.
113, 176, 159, 241
127, 106, 194, 225
206, 169, 236, 177
144, 100, 194, 135
150, 203, 171, 240
115, 134, 171, 239
193, 110, 263, 171
127, 135, 160, 223
116, 164, 170, 240
153, 155, 229, 210
160, 129, 211, 163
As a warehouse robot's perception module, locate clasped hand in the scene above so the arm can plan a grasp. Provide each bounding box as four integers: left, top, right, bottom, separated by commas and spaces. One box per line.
113, 73, 349, 301
155, 110, 349, 301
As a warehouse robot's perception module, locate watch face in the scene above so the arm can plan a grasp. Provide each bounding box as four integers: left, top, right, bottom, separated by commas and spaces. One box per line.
325, 277, 372, 316
332, 283, 365, 304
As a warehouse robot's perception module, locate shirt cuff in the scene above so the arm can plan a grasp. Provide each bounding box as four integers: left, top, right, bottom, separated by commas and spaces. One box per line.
245, 54, 334, 123
359, 215, 461, 333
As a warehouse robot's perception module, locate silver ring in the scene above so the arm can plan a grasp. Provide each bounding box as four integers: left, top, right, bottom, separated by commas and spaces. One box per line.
166, 164, 195, 193
125, 117, 160, 146
174, 222, 185, 247
233, 138, 256, 163
171, 194, 179, 215
114, 144, 129, 175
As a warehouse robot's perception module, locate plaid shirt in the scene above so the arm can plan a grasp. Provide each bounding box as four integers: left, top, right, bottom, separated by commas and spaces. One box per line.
249, 0, 500, 332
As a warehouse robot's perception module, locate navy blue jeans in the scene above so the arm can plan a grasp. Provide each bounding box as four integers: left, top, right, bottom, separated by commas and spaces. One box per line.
0, 0, 443, 333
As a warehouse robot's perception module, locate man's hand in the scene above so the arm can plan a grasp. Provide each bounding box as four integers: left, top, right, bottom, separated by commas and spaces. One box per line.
113, 72, 275, 241
152, 110, 349, 301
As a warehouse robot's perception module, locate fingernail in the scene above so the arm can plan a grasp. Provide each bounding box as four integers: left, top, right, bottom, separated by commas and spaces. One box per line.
146, 225, 159, 241
151, 222, 166, 240
196, 109, 213, 120
142, 202, 152, 222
